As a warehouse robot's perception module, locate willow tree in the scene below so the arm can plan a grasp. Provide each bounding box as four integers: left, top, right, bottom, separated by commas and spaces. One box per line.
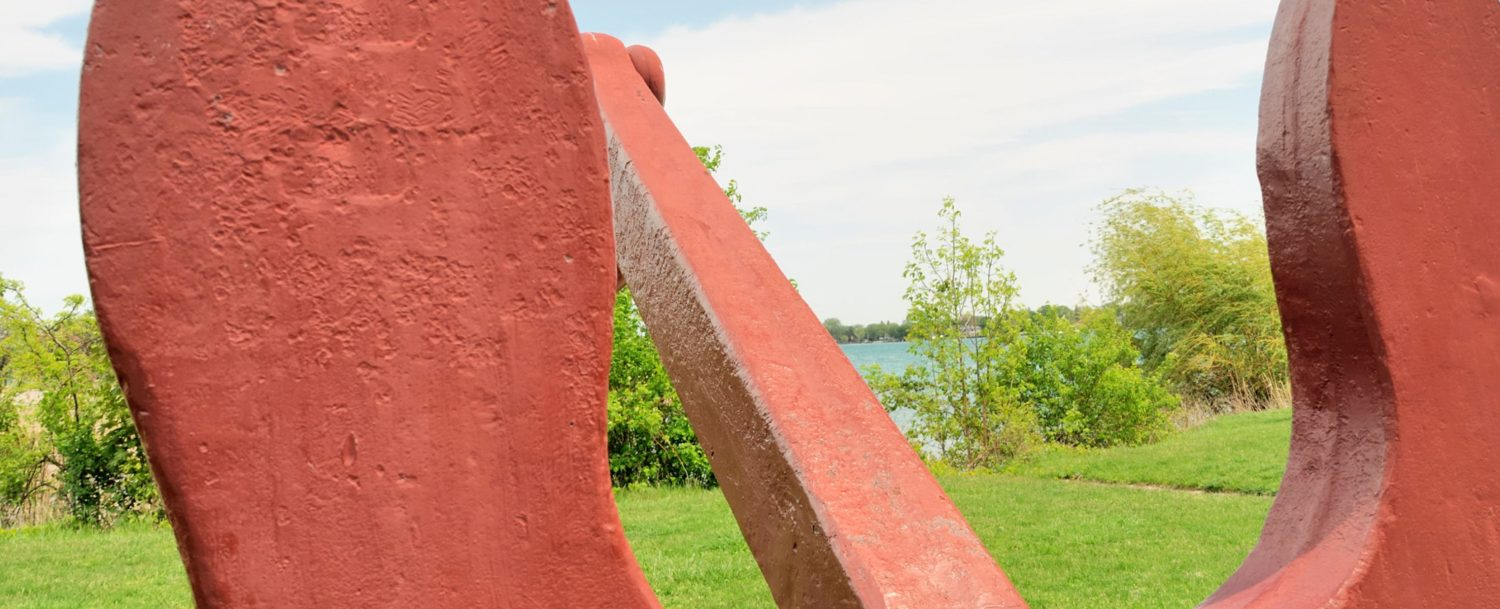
1090, 189, 1289, 409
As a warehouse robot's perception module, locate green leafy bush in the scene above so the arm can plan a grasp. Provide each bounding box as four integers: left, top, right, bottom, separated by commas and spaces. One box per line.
55, 422, 158, 526
869, 199, 1177, 468
1005, 309, 1177, 447
606, 291, 714, 488
0, 279, 158, 527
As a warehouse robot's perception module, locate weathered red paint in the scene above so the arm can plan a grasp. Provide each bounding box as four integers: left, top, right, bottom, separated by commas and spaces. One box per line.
75, 0, 1500, 606
585, 34, 1028, 609
78, 2, 660, 608
1203, 1, 1500, 607
627, 45, 667, 105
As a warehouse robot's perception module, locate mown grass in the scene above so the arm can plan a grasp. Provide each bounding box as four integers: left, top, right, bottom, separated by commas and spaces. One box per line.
0, 523, 190, 609
1009, 408, 1292, 495
623, 477, 1272, 609
0, 410, 1290, 609
613, 486, 775, 608
946, 476, 1270, 609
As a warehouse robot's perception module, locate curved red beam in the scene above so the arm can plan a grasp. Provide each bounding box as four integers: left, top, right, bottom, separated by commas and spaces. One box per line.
73, 0, 1500, 607
79, 1, 660, 607
586, 34, 1029, 609
1204, 1, 1500, 607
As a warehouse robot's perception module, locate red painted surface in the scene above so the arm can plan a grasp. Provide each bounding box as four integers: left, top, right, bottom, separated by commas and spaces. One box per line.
1204, 1, 1500, 607
78, 2, 659, 608
627, 45, 667, 105
75, 0, 1500, 606
586, 34, 1028, 609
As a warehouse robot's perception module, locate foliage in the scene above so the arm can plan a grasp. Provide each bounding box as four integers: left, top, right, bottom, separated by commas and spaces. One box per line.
694, 145, 767, 238
866, 198, 1040, 468
606, 291, 714, 488
0, 278, 158, 527
821, 318, 909, 343
606, 145, 766, 488
1090, 189, 1288, 408
1004, 308, 1178, 448
869, 199, 1177, 467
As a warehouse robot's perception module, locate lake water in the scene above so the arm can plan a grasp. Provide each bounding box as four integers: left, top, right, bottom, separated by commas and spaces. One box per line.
838, 341, 921, 375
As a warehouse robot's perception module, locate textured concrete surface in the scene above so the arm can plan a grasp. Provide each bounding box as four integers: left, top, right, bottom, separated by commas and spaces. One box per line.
78, 1, 660, 607
588, 33, 1027, 609
1204, 1, 1500, 607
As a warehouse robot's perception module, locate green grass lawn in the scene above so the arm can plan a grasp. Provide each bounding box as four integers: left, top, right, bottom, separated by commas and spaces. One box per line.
0, 410, 1290, 609
0, 523, 188, 609
626, 477, 1273, 609
1009, 408, 1291, 495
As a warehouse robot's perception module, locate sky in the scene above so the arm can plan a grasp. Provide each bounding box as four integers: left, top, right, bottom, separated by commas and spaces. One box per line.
0, 0, 1281, 322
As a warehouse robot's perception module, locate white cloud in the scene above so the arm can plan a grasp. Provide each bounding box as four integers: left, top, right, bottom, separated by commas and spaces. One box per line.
642, 0, 1279, 321
0, 1, 97, 308
0, 1, 92, 26
0, 0, 91, 77
0, 103, 85, 310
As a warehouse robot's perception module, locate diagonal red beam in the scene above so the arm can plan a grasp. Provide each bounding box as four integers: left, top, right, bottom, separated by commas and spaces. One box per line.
79, 2, 660, 607
1203, 1, 1500, 607
584, 34, 1028, 609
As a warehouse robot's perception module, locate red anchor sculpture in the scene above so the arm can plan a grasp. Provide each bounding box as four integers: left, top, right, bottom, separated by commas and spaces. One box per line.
76, 0, 1500, 607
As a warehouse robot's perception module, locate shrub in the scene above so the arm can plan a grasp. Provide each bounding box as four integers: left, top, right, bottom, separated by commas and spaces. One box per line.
606, 291, 714, 488
869, 199, 1179, 468
1005, 309, 1177, 447
0, 280, 159, 527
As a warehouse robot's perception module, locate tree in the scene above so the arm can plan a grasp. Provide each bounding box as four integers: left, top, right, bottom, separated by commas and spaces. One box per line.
822, 318, 852, 343
822, 319, 910, 344
850, 325, 869, 343
868, 199, 1179, 468
867, 198, 1039, 468
1090, 189, 1288, 409
0, 278, 157, 526
865, 321, 903, 342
